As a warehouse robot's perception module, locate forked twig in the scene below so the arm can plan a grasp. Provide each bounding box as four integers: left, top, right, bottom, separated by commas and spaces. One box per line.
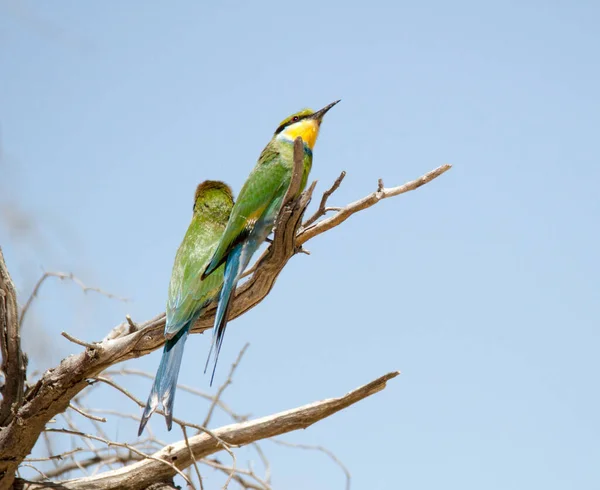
303, 170, 346, 228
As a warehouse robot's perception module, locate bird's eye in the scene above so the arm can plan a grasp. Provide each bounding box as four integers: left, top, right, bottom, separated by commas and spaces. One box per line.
292, 116, 299, 122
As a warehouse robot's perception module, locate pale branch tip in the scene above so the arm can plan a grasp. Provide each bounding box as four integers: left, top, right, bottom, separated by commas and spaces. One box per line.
126, 315, 138, 331
69, 403, 107, 423
102, 314, 139, 342
61, 331, 97, 349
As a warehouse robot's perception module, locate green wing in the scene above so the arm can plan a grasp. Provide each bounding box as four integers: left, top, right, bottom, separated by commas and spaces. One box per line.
166, 219, 226, 337
203, 144, 289, 276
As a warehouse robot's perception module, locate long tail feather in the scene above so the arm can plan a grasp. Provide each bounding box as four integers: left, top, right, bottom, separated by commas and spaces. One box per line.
204, 244, 243, 386
138, 326, 190, 435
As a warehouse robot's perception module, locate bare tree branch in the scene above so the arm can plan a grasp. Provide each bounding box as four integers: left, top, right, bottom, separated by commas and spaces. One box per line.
61, 332, 96, 350
251, 443, 271, 486
202, 343, 249, 428
43, 428, 194, 487
24, 448, 84, 463
104, 368, 249, 422
298, 164, 452, 245
273, 439, 350, 490
18, 371, 398, 490
182, 426, 203, 490
282, 136, 305, 207
0, 247, 27, 427
0, 163, 449, 488
143, 482, 179, 490
19, 271, 127, 328
17, 464, 48, 482
25, 344, 270, 488
303, 170, 346, 228
90, 374, 239, 477
34, 448, 149, 481
202, 458, 270, 490
68, 404, 107, 423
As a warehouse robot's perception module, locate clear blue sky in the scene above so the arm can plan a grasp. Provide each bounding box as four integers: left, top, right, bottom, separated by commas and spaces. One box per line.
1, 1, 599, 488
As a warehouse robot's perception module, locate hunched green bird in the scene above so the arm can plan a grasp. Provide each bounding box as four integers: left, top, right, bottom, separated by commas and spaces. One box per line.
138, 181, 234, 435
201, 100, 340, 384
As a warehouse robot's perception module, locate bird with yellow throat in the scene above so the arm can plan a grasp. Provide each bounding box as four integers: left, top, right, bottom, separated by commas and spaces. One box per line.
201, 100, 340, 383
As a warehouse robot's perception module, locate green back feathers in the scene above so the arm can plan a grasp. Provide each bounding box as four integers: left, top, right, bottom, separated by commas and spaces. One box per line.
274, 108, 314, 135
165, 180, 234, 336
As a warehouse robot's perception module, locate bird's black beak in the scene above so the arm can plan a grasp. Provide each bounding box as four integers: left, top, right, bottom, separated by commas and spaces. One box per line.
311, 99, 341, 121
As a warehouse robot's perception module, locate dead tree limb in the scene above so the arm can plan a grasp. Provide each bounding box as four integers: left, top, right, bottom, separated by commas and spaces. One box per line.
0, 248, 27, 427
17, 371, 398, 490
0, 162, 450, 488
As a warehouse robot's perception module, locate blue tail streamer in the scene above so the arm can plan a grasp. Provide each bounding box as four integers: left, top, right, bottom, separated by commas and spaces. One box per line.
204, 243, 243, 386
138, 326, 190, 435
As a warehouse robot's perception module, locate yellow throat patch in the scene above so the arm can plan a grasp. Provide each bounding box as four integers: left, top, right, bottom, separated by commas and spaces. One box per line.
280, 119, 320, 150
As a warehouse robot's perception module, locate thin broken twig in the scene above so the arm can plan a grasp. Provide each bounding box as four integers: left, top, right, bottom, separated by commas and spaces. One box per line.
203, 343, 249, 428
20, 271, 127, 328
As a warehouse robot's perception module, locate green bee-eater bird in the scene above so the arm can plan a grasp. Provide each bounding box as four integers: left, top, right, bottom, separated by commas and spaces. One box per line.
201, 100, 340, 384
138, 181, 234, 435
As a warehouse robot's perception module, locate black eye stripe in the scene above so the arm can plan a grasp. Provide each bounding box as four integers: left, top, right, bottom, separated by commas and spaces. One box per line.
274, 113, 309, 135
